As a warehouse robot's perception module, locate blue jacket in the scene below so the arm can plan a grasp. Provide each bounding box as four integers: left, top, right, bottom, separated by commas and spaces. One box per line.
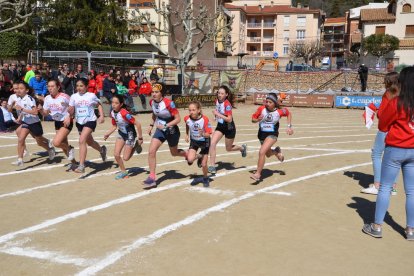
29, 77, 47, 96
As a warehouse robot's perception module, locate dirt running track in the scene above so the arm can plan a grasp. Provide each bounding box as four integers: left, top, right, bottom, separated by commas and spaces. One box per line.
0, 105, 412, 275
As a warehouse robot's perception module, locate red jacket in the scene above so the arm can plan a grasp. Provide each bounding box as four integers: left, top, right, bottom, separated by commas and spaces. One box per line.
378, 96, 414, 148
87, 79, 98, 94
139, 82, 152, 95
128, 79, 138, 95
96, 74, 106, 90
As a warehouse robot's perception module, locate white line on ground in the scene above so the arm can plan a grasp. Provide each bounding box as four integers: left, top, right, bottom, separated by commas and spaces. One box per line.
264, 191, 292, 196
76, 161, 371, 275
184, 186, 235, 196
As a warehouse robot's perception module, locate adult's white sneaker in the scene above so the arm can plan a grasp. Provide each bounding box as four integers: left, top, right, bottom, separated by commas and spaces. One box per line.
361, 184, 378, 195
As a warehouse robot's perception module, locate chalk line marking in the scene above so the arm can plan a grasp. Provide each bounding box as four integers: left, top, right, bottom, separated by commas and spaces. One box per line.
264, 191, 292, 196
184, 187, 235, 196
76, 161, 371, 275
0, 150, 358, 245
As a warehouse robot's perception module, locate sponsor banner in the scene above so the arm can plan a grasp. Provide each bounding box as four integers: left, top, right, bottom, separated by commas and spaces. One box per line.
312, 95, 334, 107
335, 96, 382, 108
291, 95, 313, 107
172, 94, 216, 109
184, 72, 212, 94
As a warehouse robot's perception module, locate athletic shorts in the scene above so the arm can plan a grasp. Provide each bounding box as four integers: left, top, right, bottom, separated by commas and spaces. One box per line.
258, 131, 279, 145
152, 126, 180, 147
215, 121, 236, 139
54, 121, 73, 131
117, 129, 137, 147
189, 139, 210, 155
76, 121, 97, 134
21, 122, 43, 137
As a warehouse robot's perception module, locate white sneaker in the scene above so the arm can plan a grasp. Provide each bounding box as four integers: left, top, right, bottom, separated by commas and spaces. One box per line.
67, 146, 75, 161
361, 184, 378, 195
23, 149, 29, 157
48, 147, 56, 161
12, 158, 24, 167
48, 139, 54, 149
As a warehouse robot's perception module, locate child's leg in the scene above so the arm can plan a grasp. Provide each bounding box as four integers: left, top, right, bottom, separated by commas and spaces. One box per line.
78, 127, 94, 166
34, 135, 51, 151
114, 138, 126, 172
122, 141, 134, 161
169, 146, 187, 157
201, 154, 208, 177
148, 138, 163, 179
17, 126, 29, 159
53, 127, 71, 156
252, 137, 277, 179
86, 133, 101, 152
209, 131, 223, 166
186, 149, 197, 164
224, 138, 242, 152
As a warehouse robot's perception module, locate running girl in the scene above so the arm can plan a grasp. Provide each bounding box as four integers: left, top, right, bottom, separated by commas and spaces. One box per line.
208, 85, 247, 174
103, 94, 143, 180
144, 83, 186, 188
184, 101, 212, 187
66, 78, 106, 173
13, 81, 55, 166
40, 79, 76, 166
250, 93, 293, 181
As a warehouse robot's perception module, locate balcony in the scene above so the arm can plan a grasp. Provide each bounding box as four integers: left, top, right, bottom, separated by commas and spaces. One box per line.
263, 37, 274, 42
263, 22, 275, 28
247, 23, 262, 28
247, 51, 274, 57
247, 37, 261, 42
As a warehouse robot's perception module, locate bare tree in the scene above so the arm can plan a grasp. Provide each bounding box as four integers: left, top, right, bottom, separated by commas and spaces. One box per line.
289, 40, 323, 65
0, 0, 33, 33
129, 0, 232, 93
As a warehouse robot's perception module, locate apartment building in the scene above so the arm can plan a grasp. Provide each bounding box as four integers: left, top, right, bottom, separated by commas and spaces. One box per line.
225, 1, 323, 59
359, 0, 414, 66
322, 17, 346, 68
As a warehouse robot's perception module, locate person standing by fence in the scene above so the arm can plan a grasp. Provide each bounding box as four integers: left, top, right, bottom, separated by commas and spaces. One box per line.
358, 64, 369, 92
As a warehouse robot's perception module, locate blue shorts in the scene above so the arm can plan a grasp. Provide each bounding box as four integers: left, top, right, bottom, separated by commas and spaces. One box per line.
22, 122, 43, 137
153, 126, 180, 147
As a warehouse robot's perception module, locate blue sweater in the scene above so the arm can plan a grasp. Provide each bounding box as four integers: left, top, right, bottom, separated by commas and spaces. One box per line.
29, 77, 47, 96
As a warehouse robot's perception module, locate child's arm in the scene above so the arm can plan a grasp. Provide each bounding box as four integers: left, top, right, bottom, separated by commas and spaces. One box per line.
15, 104, 39, 115
104, 125, 117, 140
134, 120, 144, 145
286, 112, 294, 135
97, 103, 105, 124
185, 124, 190, 143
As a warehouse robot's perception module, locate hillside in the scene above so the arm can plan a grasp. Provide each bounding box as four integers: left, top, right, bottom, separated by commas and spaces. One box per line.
292, 0, 388, 17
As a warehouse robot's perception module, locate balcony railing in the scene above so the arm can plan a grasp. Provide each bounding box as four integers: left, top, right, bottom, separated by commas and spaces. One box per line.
247, 37, 261, 42
263, 22, 274, 28
247, 51, 274, 57
263, 37, 274, 42
247, 23, 262, 28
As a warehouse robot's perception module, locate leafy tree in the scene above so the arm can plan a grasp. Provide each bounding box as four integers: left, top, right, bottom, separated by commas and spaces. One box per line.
38, 0, 128, 47
363, 34, 399, 60
289, 40, 324, 65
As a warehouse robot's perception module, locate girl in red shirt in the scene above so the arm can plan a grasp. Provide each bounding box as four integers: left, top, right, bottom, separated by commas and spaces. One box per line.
87, 71, 97, 95
363, 66, 414, 241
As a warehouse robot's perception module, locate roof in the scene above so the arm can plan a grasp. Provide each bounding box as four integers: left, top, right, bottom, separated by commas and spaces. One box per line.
399, 39, 414, 49
325, 17, 346, 25
224, 4, 321, 15
349, 3, 389, 19
360, 8, 396, 22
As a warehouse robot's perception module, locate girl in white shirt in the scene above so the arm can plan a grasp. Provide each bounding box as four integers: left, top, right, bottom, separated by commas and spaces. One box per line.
66, 78, 106, 173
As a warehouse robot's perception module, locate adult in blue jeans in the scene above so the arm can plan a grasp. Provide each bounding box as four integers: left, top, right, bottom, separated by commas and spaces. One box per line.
361, 72, 399, 195
363, 66, 414, 241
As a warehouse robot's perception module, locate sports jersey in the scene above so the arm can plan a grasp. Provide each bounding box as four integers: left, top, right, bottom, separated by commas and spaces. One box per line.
184, 114, 212, 141
111, 108, 136, 134
15, 94, 39, 124
43, 93, 70, 122
7, 94, 21, 116
215, 99, 233, 124
150, 98, 178, 126
252, 106, 290, 134
69, 92, 100, 125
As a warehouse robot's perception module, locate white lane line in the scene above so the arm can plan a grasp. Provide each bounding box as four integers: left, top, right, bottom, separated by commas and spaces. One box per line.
76, 161, 371, 275
264, 191, 292, 196
0, 150, 357, 245
184, 187, 235, 196
0, 246, 95, 267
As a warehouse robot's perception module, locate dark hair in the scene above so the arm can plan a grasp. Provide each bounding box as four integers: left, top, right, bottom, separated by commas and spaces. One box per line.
0, 98, 7, 104
16, 80, 35, 98
384, 72, 399, 94
76, 78, 88, 87
109, 73, 117, 79
47, 79, 62, 92
111, 94, 130, 112
218, 85, 234, 107
397, 66, 414, 119
267, 92, 281, 108
34, 70, 41, 75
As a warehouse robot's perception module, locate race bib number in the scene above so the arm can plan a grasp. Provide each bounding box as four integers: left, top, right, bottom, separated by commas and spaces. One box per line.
52, 113, 64, 121
76, 107, 89, 118
156, 118, 166, 127
260, 123, 275, 132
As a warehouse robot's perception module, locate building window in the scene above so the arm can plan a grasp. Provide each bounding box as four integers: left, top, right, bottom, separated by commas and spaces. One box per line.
283, 44, 289, 55
402, 4, 411, 13
375, 26, 386, 35
284, 16, 290, 27
406, 25, 414, 37
297, 16, 306, 27
283, 31, 290, 42
297, 30, 305, 40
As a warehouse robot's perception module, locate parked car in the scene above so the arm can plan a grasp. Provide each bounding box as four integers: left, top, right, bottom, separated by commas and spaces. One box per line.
291, 64, 319, 72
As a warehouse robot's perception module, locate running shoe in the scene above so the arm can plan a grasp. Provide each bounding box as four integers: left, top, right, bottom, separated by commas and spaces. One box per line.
67, 146, 75, 161
190, 177, 203, 186
361, 184, 378, 195
12, 158, 24, 167
241, 144, 247, 158
202, 177, 210, 188
197, 154, 203, 168
208, 166, 216, 174
391, 188, 397, 196
23, 149, 29, 157
274, 146, 284, 162
100, 145, 107, 162
115, 171, 129, 180
362, 223, 382, 238
406, 227, 414, 241
48, 147, 56, 161
48, 139, 54, 149
134, 141, 143, 154
143, 177, 157, 188
73, 164, 85, 173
